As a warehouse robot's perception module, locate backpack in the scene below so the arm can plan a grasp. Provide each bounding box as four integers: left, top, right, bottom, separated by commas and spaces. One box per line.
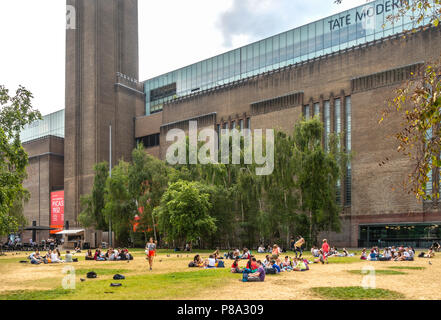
242, 272, 249, 282
87, 271, 97, 278
265, 267, 276, 275
113, 274, 125, 280
217, 260, 225, 268
418, 252, 425, 258
188, 261, 196, 268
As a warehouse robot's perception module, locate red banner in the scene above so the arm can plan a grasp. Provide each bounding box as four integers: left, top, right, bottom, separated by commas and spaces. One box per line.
50, 191, 64, 234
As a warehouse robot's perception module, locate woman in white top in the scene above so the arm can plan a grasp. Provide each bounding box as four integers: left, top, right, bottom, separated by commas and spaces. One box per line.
207, 255, 216, 268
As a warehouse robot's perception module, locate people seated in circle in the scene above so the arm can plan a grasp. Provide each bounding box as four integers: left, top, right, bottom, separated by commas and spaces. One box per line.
293, 258, 309, 271
280, 256, 293, 272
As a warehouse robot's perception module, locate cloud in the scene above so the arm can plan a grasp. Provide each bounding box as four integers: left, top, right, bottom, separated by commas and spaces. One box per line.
217, 0, 368, 48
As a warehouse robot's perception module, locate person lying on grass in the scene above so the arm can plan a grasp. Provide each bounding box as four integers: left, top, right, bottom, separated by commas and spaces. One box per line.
246, 260, 265, 282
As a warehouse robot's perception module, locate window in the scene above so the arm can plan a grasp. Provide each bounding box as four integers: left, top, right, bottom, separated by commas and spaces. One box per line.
304, 105, 310, 120
314, 102, 320, 118
247, 118, 251, 129
140, 133, 160, 149
231, 121, 236, 130
334, 98, 341, 149
345, 96, 352, 206
324, 101, 330, 151
239, 119, 244, 131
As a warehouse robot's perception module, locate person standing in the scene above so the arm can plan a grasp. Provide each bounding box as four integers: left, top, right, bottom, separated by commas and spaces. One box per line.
321, 239, 330, 264
145, 237, 157, 271
294, 236, 305, 258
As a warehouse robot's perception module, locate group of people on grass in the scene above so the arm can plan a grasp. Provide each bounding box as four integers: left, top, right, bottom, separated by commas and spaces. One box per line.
359, 245, 437, 261
28, 249, 74, 264
85, 248, 134, 261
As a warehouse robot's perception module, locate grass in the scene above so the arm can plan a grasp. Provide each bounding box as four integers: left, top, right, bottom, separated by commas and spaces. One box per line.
0, 269, 237, 300
310, 286, 405, 300
387, 266, 426, 271
347, 269, 406, 275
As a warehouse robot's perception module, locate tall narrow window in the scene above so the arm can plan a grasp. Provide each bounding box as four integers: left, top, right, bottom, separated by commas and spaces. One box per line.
324, 101, 330, 151
305, 105, 310, 120
239, 119, 244, 131
247, 118, 251, 129
314, 102, 320, 118
426, 127, 433, 197
334, 98, 342, 204
232, 121, 236, 130
345, 96, 352, 206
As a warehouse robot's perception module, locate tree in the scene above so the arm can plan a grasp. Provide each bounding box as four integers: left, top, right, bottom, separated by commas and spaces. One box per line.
155, 180, 217, 247
78, 162, 109, 230
128, 144, 170, 242
0, 85, 41, 236
292, 117, 347, 246
103, 161, 137, 244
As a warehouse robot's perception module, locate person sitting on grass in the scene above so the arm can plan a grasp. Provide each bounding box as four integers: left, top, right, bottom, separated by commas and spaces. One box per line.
51, 249, 62, 263
29, 250, 42, 265
258, 244, 265, 253
263, 255, 271, 267
367, 249, 378, 261
280, 256, 293, 272
206, 255, 217, 268
85, 249, 94, 260
271, 260, 281, 273
213, 249, 220, 260
193, 254, 204, 267
314, 249, 327, 264
240, 248, 250, 260
65, 250, 73, 263
311, 246, 320, 258
360, 248, 367, 260
271, 244, 281, 260
246, 260, 265, 282
293, 258, 309, 271
231, 258, 242, 273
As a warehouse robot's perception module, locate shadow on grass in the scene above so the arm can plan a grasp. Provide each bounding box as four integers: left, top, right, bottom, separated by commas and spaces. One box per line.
310, 286, 405, 300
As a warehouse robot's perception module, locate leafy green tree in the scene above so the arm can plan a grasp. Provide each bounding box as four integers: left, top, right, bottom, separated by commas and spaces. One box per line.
0, 85, 41, 236
292, 117, 347, 246
78, 162, 109, 230
155, 180, 217, 247
128, 144, 170, 242
103, 161, 136, 244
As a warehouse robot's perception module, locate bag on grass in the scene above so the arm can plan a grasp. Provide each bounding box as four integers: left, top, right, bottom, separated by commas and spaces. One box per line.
265, 267, 276, 275
110, 283, 122, 287
113, 274, 125, 280
87, 271, 97, 278
418, 252, 425, 258
217, 260, 225, 268
188, 261, 196, 268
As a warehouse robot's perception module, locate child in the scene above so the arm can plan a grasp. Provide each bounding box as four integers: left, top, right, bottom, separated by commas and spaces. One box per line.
231, 258, 241, 273
360, 248, 367, 260
281, 256, 293, 271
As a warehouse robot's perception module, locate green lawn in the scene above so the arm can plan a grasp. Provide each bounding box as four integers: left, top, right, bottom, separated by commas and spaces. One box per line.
310, 286, 405, 300
347, 269, 407, 275
0, 269, 237, 300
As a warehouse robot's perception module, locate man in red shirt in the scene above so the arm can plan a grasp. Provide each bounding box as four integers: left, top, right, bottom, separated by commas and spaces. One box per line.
321, 239, 330, 264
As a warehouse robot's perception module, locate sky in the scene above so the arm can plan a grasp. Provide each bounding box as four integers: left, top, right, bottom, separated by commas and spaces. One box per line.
0, 0, 368, 116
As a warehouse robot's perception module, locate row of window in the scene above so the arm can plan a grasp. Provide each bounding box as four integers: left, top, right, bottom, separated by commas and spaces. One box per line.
145, 0, 430, 114
304, 96, 352, 206
138, 133, 160, 149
